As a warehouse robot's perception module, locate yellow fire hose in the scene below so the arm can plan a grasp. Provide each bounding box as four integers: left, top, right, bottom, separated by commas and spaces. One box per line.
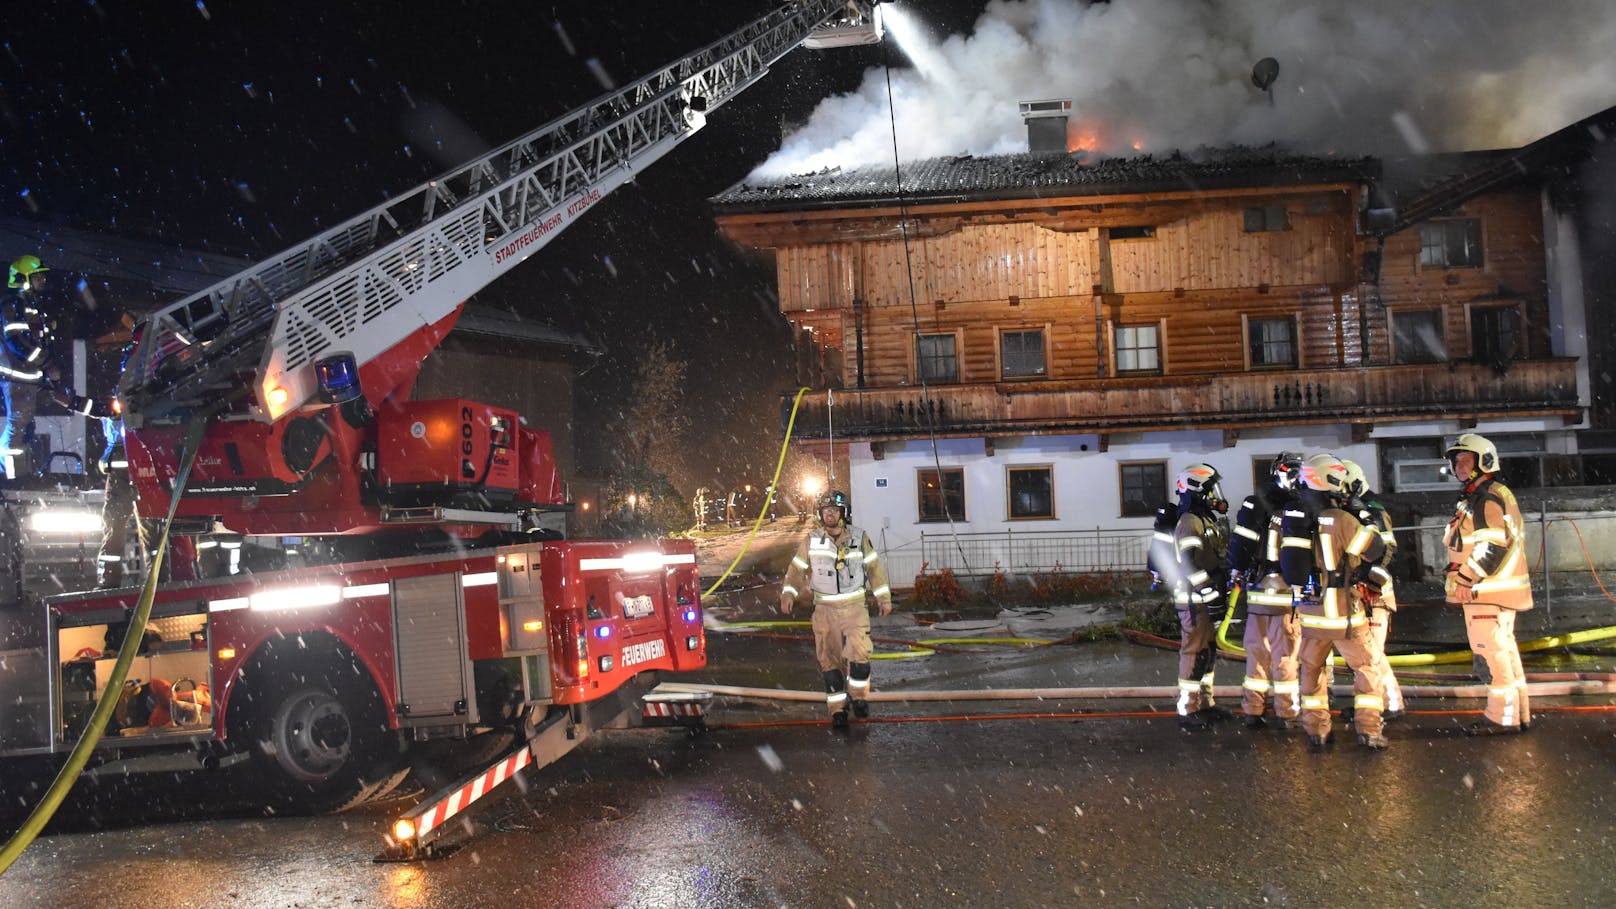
0, 418, 207, 876
701, 388, 810, 600
1214, 585, 1616, 667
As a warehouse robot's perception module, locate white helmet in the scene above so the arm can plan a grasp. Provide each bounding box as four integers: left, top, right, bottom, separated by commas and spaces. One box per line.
1446, 433, 1499, 477
1339, 459, 1368, 499
1300, 453, 1349, 497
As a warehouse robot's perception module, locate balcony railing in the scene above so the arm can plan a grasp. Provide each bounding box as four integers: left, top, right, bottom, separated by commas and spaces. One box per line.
785, 359, 1581, 439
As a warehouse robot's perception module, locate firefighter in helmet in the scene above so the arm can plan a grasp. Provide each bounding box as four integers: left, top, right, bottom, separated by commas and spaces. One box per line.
1170, 462, 1231, 729
1225, 451, 1303, 728
1444, 433, 1533, 735
1279, 453, 1394, 750
779, 488, 893, 727
1340, 458, 1404, 721
2, 255, 64, 476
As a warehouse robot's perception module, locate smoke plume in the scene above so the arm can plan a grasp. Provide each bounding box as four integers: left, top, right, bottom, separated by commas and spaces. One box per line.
755, 0, 1616, 177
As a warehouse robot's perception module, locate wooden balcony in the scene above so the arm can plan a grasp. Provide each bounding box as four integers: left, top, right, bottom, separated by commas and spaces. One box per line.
785, 358, 1583, 441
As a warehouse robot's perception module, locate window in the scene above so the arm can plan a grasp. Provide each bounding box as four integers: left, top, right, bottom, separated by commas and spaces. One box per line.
1247, 317, 1297, 369
1470, 305, 1521, 369
1119, 461, 1167, 518
1391, 309, 1447, 364
1114, 324, 1160, 374
1110, 225, 1156, 240
918, 468, 965, 522
1000, 329, 1046, 379
1007, 466, 1054, 520
1243, 206, 1289, 232
916, 333, 958, 384
1419, 219, 1483, 268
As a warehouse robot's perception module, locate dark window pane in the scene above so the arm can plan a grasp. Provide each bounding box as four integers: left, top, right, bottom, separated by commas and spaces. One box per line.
1470, 306, 1521, 367
1244, 206, 1288, 232
1392, 309, 1447, 364
1248, 317, 1295, 368
918, 468, 966, 522
1120, 462, 1167, 517
1419, 218, 1483, 268
1001, 330, 1045, 378
1008, 467, 1054, 519
917, 333, 958, 383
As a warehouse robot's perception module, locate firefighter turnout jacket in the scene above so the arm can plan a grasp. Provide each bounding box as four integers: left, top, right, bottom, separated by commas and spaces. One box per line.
1227, 483, 1293, 615
0, 286, 59, 385
1173, 505, 1227, 609
1444, 476, 1532, 611
782, 523, 892, 611
1279, 498, 1391, 637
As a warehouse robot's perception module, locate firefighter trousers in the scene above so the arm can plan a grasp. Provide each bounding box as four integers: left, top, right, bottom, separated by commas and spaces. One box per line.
812, 599, 872, 713
1297, 624, 1388, 739
1463, 604, 1530, 728
1366, 605, 1403, 714
1241, 611, 1301, 720
1175, 605, 1217, 716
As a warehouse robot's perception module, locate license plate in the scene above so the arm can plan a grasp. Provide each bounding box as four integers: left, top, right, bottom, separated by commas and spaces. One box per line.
619, 593, 655, 620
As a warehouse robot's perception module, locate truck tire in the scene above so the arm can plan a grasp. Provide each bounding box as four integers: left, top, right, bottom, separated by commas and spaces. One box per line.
240, 657, 399, 815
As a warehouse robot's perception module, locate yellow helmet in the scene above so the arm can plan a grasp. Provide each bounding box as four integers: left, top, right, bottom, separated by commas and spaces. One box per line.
1446, 432, 1499, 476
8, 254, 49, 289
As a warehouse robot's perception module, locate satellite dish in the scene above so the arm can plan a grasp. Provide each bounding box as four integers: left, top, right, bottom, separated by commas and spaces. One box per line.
1251, 57, 1280, 91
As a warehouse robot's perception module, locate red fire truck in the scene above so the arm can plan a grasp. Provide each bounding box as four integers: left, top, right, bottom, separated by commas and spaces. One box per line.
0, 0, 885, 856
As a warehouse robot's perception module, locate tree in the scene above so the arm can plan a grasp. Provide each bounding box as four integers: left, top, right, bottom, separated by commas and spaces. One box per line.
615, 339, 693, 494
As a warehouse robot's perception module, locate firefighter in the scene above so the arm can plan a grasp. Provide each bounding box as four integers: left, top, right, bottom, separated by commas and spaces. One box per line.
1340, 458, 1404, 720
1170, 462, 1231, 729
779, 489, 893, 727
1225, 451, 1303, 728
1443, 433, 1533, 735
1, 255, 64, 476
1279, 453, 1394, 750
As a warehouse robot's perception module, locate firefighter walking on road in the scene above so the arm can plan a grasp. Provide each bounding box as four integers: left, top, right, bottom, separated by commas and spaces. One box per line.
1226, 452, 1303, 728
1444, 433, 1534, 735
1280, 454, 1395, 750
1170, 463, 1231, 729
780, 489, 893, 727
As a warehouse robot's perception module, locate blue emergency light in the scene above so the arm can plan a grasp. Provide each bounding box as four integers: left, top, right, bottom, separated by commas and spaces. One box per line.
313, 352, 362, 404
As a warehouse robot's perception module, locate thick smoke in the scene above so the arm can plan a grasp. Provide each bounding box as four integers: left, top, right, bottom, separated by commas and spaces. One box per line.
756, 0, 1616, 177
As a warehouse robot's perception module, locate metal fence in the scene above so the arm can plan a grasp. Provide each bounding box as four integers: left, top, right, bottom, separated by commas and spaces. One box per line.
915, 528, 1152, 579
884, 507, 1616, 627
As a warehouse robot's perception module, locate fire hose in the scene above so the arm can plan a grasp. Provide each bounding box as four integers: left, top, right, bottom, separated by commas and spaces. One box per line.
701, 387, 809, 600
0, 416, 208, 876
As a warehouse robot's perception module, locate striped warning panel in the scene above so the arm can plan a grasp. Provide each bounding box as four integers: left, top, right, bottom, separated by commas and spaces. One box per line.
643, 701, 706, 718
416, 747, 533, 836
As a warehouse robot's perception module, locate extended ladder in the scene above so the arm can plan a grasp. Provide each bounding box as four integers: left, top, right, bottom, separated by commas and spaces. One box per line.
120, 0, 881, 426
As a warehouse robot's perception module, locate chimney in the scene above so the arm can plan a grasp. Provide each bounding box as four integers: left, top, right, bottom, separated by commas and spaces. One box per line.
1019, 98, 1072, 154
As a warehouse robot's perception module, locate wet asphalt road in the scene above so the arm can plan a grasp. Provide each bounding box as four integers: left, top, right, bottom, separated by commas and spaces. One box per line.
4, 613, 1616, 908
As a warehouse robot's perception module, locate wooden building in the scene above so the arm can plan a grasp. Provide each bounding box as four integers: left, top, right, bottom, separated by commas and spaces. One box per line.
713, 116, 1612, 583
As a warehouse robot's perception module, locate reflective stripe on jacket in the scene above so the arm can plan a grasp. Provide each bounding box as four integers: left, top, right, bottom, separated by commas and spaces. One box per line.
1445, 477, 1533, 611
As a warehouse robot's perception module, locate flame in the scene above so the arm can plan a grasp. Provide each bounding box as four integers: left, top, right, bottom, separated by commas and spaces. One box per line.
1067, 123, 1103, 153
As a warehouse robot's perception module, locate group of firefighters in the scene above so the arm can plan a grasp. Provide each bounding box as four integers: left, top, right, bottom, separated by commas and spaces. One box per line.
1152, 435, 1534, 749
779, 434, 1534, 745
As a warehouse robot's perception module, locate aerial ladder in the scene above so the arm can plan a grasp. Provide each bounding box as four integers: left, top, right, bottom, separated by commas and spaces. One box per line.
118, 0, 886, 545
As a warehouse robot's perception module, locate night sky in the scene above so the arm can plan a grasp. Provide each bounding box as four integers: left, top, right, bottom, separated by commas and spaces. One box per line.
1, 1, 979, 492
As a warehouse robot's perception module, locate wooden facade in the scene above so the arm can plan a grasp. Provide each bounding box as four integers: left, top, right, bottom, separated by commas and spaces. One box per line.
716, 167, 1576, 440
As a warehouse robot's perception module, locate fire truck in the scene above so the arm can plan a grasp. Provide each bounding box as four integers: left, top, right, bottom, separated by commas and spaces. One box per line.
0, 0, 884, 854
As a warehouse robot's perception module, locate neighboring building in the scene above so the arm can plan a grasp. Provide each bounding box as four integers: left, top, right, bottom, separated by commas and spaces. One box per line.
712, 108, 1615, 584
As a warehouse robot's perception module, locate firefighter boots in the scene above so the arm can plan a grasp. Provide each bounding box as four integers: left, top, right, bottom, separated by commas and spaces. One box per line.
831, 710, 850, 729
851, 700, 870, 719
1307, 731, 1333, 750
1357, 732, 1390, 751
1465, 719, 1529, 737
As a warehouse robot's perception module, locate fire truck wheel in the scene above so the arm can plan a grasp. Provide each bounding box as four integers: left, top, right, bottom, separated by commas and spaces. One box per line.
251, 683, 392, 814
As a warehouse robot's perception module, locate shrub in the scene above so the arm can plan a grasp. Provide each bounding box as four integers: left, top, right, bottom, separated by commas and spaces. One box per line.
910, 563, 969, 611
